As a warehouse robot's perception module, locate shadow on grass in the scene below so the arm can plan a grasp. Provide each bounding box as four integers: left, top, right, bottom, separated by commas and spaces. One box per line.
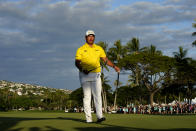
0, 116, 195, 131
75, 127, 196, 131
0, 117, 65, 131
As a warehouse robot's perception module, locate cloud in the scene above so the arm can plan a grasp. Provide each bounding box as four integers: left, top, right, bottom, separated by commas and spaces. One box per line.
0, 0, 195, 90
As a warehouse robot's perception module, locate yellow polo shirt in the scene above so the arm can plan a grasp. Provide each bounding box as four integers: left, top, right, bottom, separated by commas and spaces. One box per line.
75, 43, 106, 73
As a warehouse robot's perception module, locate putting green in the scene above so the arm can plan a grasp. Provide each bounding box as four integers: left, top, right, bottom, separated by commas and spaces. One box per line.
0, 111, 195, 131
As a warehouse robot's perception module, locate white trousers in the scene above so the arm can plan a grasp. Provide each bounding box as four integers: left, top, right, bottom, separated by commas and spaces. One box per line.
79, 72, 103, 122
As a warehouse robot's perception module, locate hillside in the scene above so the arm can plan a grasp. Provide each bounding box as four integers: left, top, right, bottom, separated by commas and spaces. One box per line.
0, 80, 72, 96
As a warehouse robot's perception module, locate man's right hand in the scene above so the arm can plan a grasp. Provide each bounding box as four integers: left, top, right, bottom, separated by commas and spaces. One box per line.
76, 60, 89, 74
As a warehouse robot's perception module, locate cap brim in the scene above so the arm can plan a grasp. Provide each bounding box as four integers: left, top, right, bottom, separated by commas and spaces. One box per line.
86, 34, 95, 36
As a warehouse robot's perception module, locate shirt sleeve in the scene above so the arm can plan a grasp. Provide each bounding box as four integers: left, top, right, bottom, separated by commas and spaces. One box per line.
75, 48, 82, 60
100, 47, 106, 58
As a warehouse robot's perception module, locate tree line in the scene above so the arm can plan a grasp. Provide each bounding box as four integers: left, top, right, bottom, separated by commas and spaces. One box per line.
0, 87, 70, 111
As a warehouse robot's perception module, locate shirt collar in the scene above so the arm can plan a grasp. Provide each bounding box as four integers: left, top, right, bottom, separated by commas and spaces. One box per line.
85, 43, 95, 48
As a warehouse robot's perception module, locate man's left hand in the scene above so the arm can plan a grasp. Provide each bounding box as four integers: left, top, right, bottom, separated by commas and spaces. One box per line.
114, 66, 120, 73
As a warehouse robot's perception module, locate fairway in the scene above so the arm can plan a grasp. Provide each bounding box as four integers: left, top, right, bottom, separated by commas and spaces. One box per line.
0, 112, 196, 131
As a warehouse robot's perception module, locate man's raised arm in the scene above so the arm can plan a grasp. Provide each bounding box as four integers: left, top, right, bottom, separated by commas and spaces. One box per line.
101, 57, 120, 72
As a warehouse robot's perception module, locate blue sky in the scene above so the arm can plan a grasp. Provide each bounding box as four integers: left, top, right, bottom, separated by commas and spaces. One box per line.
0, 0, 196, 90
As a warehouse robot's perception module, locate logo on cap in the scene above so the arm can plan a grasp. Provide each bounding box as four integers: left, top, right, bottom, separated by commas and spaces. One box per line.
86, 30, 95, 36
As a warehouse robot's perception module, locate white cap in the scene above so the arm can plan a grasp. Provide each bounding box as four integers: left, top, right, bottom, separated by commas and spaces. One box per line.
86, 30, 95, 36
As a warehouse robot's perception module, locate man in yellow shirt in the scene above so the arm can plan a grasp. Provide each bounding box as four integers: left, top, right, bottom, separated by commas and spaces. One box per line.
75, 30, 120, 123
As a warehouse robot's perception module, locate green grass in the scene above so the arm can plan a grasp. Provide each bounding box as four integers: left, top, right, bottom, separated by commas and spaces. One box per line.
0, 111, 196, 131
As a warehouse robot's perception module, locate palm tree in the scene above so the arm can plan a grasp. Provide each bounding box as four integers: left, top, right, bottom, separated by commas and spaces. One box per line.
126, 38, 139, 54
126, 37, 148, 54
113, 73, 123, 110
101, 74, 111, 113
173, 46, 191, 103
126, 38, 147, 86
108, 40, 127, 63
173, 46, 189, 63
192, 19, 196, 46
97, 41, 110, 112
107, 40, 126, 110
145, 45, 162, 56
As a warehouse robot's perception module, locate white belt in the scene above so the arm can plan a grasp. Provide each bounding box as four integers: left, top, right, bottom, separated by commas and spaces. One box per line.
79, 72, 101, 83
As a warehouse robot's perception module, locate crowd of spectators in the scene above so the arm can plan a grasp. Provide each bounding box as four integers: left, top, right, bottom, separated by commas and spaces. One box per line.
109, 103, 196, 115
69, 103, 196, 115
